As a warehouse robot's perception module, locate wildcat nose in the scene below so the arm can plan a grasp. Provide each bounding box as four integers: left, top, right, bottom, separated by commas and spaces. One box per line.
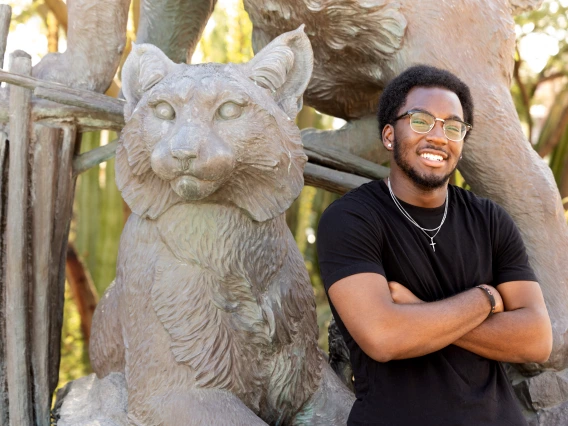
171, 148, 197, 160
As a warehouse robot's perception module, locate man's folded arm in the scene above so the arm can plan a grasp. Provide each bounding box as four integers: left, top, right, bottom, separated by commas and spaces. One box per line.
452, 280, 552, 363
327, 272, 497, 362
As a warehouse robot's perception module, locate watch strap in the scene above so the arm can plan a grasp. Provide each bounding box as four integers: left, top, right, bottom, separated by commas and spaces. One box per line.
476, 285, 496, 317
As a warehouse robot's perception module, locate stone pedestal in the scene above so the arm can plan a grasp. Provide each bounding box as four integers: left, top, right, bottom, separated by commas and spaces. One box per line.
53, 373, 128, 426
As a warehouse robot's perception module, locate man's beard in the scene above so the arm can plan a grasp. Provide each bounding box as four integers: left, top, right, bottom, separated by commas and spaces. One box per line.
393, 136, 458, 190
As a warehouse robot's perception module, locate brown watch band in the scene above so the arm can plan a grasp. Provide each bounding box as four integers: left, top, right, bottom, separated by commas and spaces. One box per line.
476, 285, 496, 317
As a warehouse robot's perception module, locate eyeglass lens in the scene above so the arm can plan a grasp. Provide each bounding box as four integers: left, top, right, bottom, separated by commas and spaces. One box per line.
409, 112, 466, 141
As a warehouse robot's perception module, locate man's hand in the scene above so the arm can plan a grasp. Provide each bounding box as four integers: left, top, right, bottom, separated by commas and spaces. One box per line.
454, 281, 552, 363
388, 281, 423, 305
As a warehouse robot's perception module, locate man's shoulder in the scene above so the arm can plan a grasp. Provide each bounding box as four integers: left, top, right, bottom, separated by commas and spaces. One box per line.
320, 180, 386, 230
450, 185, 502, 215
328, 180, 385, 212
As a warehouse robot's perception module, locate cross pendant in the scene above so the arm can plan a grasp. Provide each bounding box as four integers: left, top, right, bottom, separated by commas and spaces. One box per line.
429, 238, 436, 252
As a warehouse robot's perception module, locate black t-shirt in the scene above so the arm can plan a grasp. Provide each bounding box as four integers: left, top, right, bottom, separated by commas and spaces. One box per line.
317, 180, 537, 426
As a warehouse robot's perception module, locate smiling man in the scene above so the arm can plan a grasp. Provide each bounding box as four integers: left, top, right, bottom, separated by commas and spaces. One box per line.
317, 65, 552, 425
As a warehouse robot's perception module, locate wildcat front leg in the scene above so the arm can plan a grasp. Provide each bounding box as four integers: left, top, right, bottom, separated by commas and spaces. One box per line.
129, 388, 269, 426
293, 360, 355, 426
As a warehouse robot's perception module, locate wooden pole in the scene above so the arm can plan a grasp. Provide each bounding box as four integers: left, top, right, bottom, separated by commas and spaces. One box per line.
0, 99, 125, 132
0, 129, 8, 426
0, 5, 11, 69
0, 30, 10, 423
48, 124, 78, 395
5, 51, 33, 426
32, 102, 125, 131
73, 138, 118, 176
0, 130, 6, 235
30, 126, 59, 426
34, 86, 124, 116
304, 163, 370, 195
0, 69, 125, 116
303, 139, 389, 181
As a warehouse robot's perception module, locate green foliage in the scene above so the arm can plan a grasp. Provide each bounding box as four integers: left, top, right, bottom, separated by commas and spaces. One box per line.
512, 1, 568, 197
73, 132, 124, 296
8, 1, 44, 29
195, 0, 253, 64
73, 133, 100, 287
549, 124, 568, 188
57, 284, 92, 390
453, 169, 470, 191
513, 0, 568, 108
62, 131, 124, 390
95, 150, 124, 293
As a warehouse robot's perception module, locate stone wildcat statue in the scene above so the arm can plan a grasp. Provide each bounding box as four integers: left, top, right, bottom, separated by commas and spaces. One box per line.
88, 27, 354, 425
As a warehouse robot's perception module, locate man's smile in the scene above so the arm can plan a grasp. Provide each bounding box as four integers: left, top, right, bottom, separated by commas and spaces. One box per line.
420, 152, 444, 162
418, 149, 449, 167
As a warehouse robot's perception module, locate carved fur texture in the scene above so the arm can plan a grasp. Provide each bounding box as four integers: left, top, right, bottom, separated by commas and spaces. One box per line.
90, 28, 353, 425
245, 0, 407, 119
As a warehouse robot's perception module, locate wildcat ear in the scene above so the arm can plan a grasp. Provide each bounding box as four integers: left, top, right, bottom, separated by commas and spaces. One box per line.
121, 43, 176, 120
243, 26, 313, 120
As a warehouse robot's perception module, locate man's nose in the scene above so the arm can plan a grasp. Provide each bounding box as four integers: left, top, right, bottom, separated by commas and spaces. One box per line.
427, 120, 448, 143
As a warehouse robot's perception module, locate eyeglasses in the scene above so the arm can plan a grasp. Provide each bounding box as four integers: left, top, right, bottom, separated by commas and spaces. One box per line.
394, 110, 472, 142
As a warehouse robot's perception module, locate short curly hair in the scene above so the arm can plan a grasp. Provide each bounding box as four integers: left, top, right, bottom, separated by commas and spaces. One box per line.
377, 65, 474, 141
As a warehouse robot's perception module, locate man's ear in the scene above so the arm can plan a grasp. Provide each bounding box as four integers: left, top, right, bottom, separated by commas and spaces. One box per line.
382, 124, 394, 150
242, 25, 313, 120
121, 43, 176, 120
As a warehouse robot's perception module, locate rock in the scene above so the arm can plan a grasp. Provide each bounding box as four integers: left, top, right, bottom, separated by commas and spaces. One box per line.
513, 368, 568, 425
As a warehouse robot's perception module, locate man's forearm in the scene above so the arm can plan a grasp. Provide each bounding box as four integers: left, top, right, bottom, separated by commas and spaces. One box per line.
453, 307, 551, 363
453, 281, 552, 363
328, 275, 500, 363
387, 280, 552, 363
378, 287, 494, 361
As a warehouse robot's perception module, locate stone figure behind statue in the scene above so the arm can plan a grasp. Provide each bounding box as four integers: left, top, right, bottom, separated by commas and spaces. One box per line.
83, 27, 354, 426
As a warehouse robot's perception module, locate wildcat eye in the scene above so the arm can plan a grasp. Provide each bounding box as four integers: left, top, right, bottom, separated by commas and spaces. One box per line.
153, 101, 175, 120
217, 102, 243, 120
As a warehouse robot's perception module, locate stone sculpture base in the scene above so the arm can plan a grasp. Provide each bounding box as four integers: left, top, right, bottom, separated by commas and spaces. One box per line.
52, 373, 128, 426
55, 370, 568, 425
512, 368, 568, 426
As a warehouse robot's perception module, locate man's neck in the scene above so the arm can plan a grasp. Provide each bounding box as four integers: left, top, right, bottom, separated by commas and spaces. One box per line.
386, 173, 448, 208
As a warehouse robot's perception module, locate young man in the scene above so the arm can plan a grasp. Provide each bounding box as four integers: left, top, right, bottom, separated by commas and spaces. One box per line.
317, 65, 552, 425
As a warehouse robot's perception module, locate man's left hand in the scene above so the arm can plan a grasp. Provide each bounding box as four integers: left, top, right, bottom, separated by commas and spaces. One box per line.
388, 281, 424, 305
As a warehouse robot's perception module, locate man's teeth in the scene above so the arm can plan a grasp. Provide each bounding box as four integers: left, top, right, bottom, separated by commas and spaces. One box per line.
421, 153, 444, 162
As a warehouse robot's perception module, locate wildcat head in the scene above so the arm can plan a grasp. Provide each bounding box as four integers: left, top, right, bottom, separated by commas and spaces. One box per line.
117, 27, 312, 222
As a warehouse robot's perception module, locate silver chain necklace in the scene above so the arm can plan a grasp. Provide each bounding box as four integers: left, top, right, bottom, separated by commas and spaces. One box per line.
387, 177, 449, 252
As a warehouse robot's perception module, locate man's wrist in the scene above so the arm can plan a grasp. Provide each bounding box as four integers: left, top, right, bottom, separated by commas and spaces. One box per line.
476, 285, 496, 318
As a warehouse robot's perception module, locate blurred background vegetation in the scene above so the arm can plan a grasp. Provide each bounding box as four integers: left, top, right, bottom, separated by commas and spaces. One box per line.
5, 0, 568, 392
